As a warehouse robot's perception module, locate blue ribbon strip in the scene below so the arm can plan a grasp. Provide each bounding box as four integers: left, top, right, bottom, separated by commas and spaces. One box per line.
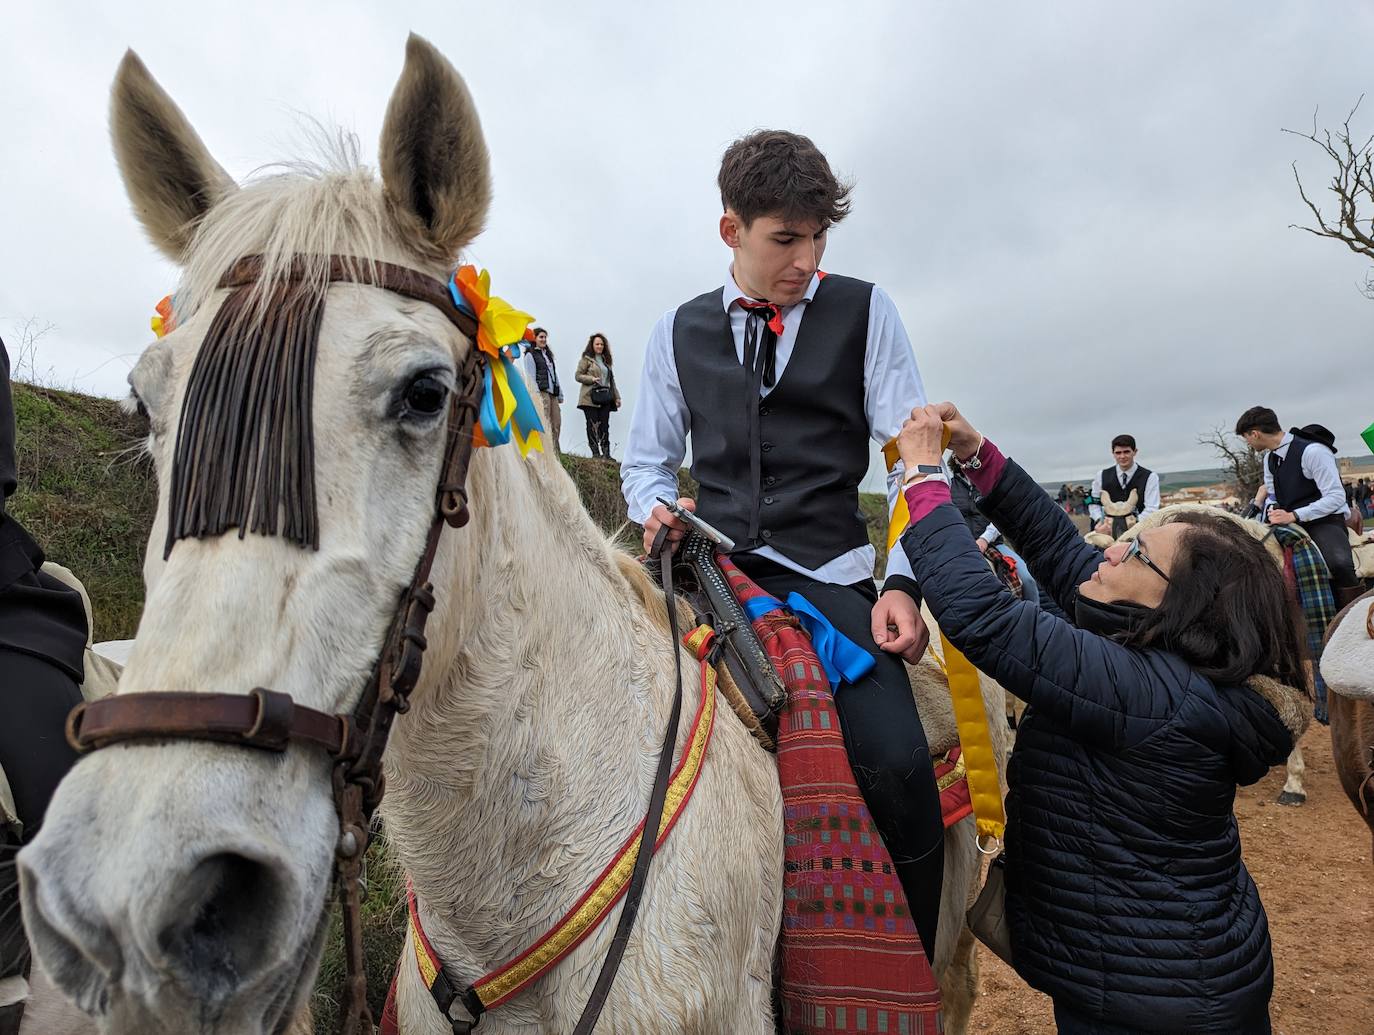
742, 592, 876, 690
475, 348, 545, 448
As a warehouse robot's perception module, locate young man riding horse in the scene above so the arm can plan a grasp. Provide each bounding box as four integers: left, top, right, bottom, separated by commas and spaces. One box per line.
621, 130, 946, 959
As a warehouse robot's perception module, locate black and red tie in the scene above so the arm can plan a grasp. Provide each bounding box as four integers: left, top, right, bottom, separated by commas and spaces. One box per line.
736, 298, 784, 389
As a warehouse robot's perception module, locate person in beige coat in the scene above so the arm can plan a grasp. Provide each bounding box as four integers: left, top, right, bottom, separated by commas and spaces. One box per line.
574, 333, 621, 460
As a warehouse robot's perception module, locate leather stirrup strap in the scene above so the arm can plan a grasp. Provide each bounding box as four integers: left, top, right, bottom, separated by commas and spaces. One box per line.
570, 528, 686, 1035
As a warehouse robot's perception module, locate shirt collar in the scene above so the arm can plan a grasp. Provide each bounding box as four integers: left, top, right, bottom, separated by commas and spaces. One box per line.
1115, 463, 1137, 479
721, 266, 822, 312
1275, 431, 1293, 456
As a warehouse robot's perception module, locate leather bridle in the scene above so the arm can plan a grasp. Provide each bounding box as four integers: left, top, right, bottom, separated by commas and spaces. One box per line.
65, 254, 687, 1035
66, 254, 486, 1035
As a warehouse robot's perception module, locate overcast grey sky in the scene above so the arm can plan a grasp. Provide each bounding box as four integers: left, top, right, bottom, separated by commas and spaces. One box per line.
3, 2, 1372, 487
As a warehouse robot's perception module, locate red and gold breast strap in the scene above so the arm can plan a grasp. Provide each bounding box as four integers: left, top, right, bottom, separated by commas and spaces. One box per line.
405, 625, 719, 1026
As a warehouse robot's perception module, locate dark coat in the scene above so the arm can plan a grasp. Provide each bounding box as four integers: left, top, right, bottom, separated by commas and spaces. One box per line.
0, 339, 86, 679
900, 458, 1302, 1033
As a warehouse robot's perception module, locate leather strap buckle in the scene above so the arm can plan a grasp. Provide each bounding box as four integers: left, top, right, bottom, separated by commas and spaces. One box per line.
244, 687, 295, 751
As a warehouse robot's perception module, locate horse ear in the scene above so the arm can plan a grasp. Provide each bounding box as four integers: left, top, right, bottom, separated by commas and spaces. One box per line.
379, 34, 491, 261
110, 51, 236, 264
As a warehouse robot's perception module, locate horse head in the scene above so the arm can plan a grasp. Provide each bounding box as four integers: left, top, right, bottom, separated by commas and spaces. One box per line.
19, 35, 499, 1033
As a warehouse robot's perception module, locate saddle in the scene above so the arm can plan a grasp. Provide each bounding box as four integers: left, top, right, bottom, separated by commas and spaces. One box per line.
653, 532, 786, 750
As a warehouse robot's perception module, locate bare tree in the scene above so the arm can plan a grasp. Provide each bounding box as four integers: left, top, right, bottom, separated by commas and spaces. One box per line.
7, 316, 56, 385
1198, 425, 1263, 501
1286, 97, 1374, 295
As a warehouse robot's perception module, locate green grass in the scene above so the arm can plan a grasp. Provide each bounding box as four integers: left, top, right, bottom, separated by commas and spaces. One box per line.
8, 383, 155, 640
9, 384, 890, 1020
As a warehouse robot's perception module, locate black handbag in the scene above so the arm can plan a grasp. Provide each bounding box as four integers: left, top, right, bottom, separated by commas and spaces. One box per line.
589, 383, 615, 407
966, 852, 1012, 965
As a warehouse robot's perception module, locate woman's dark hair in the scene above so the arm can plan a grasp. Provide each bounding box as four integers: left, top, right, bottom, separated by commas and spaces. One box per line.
718, 130, 852, 229
1124, 511, 1308, 691
1234, 406, 1281, 436
582, 333, 613, 366
530, 327, 552, 357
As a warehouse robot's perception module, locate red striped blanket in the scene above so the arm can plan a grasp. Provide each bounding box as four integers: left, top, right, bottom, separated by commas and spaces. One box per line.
720, 557, 943, 1035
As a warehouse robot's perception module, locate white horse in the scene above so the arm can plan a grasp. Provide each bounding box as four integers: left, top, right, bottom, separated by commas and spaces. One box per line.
19, 38, 1004, 1034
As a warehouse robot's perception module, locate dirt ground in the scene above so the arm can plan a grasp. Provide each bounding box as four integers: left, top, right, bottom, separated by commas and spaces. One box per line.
967, 724, 1374, 1034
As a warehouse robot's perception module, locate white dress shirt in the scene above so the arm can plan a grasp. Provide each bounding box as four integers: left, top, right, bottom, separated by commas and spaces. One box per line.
1261, 432, 1350, 521
1089, 463, 1161, 521
621, 267, 926, 587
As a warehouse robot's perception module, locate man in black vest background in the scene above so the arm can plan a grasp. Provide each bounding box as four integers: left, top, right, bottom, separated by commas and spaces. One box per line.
1089, 434, 1160, 539
1235, 406, 1361, 606
621, 130, 945, 959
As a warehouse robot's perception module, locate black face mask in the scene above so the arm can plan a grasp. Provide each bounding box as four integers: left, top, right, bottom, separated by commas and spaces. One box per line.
1075, 595, 1153, 639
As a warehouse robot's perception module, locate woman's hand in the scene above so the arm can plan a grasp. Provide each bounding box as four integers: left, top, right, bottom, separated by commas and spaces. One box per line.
930, 401, 981, 460
897, 404, 947, 470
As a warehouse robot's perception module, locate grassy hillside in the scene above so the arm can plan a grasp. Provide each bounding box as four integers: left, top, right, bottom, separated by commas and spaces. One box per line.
8, 383, 156, 639
10, 382, 892, 1025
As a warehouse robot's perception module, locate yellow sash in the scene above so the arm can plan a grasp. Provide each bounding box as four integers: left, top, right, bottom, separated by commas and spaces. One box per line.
883, 434, 1006, 848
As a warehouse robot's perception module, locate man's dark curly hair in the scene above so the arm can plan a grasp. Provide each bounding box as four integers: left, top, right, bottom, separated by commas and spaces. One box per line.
717, 130, 852, 229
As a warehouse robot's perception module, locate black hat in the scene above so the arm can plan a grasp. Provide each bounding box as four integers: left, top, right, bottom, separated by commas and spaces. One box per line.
1294, 424, 1337, 453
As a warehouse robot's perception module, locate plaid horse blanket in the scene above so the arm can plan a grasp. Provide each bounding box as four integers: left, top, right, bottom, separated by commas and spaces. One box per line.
1269, 523, 1336, 723
719, 557, 943, 1035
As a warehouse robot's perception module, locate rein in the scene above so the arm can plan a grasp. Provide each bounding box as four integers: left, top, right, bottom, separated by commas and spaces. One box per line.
63, 254, 687, 1035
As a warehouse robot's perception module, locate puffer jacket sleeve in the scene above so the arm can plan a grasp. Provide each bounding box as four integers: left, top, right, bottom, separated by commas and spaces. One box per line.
901, 489, 1178, 751
976, 459, 1104, 618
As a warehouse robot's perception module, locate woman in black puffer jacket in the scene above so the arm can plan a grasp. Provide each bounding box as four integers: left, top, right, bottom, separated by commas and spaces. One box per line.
896, 403, 1309, 1035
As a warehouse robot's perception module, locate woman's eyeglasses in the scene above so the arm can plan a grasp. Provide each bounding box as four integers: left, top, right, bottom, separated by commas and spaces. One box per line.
1122, 536, 1170, 583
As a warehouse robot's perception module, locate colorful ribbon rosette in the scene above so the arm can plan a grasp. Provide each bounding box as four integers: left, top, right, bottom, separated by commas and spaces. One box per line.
448, 265, 545, 456
150, 295, 177, 338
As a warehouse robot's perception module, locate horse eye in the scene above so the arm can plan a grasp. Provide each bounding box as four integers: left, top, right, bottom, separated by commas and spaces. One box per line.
402, 374, 447, 417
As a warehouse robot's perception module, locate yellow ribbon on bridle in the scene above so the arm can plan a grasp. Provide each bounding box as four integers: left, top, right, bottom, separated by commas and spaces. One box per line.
884, 428, 1006, 852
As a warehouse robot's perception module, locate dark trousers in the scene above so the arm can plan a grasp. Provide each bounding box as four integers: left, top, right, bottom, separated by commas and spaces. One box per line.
732, 555, 945, 962
0, 649, 83, 980
1301, 515, 1359, 589
580, 404, 612, 458
1053, 1001, 1271, 1035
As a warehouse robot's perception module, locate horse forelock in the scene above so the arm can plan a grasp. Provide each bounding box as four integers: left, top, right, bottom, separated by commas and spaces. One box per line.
160, 133, 475, 559
174, 136, 452, 323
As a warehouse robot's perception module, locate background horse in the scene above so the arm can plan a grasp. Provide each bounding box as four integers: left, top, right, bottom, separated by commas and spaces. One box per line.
1318, 588, 1374, 856
18, 37, 1006, 1034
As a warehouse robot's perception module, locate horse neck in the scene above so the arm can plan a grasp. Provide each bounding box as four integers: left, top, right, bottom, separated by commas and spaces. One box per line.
381, 446, 678, 970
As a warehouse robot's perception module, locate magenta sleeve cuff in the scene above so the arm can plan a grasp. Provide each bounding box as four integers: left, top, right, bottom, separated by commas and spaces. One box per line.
963, 439, 1006, 494
903, 480, 952, 525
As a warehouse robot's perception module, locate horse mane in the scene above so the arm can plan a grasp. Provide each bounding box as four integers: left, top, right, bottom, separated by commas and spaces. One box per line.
612, 551, 696, 636
175, 131, 446, 322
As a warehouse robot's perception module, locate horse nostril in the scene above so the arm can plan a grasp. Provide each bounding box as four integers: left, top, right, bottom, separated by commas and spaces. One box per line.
156, 852, 286, 1001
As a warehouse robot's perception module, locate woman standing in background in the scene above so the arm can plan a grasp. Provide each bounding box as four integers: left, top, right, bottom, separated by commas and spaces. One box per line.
575, 333, 620, 460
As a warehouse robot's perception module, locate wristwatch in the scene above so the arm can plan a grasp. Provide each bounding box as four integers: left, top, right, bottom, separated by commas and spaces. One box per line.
903, 463, 945, 486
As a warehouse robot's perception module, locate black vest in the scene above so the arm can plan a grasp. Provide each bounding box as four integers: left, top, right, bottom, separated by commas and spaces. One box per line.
672, 275, 872, 570
1100, 466, 1151, 511
1269, 433, 1325, 515
1100, 465, 1151, 538
528, 347, 560, 395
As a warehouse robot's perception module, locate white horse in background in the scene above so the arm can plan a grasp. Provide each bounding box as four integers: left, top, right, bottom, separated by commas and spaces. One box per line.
18, 37, 1007, 1035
